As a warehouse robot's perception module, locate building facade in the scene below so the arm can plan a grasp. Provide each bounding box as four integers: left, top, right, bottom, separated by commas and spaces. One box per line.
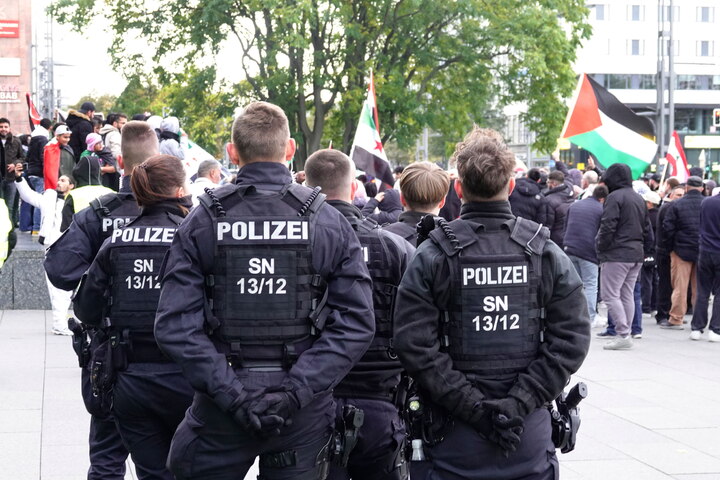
0, 1, 33, 135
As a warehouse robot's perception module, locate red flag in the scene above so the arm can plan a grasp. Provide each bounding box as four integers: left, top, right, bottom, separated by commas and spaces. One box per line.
665, 131, 689, 182
26, 93, 41, 132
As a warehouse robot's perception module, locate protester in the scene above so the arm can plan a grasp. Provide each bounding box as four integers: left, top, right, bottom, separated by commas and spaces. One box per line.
43, 125, 75, 190
509, 167, 548, 225
22, 119, 52, 234
361, 187, 403, 224
61, 146, 114, 231
691, 188, 720, 342
641, 191, 661, 314
655, 185, 685, 325
544, 170, 575, 248
0, 117, 24, 227
66, 102, 96, 162
158, 116, 184, 159
188, 159, 222, 205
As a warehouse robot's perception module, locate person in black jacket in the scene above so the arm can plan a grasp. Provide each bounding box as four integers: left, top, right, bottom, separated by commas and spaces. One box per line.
306, 148, 414, 480
384, 161, 450, 244
393, 127, 589, 479
154, 102, 374, 480
74, 154, 194, 480
660, 176, 705, 329
543, 170, 575, 248
66, 102, 95, 162
563, 185, 608, 326
361, 187, 403, 225
640, 191, 661, 314
654, 186, 684, 324
23, 119, 52, 233
596, 163, 650, 350
509, 168, 548, 225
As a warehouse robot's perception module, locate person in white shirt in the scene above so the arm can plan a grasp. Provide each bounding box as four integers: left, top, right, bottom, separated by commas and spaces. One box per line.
15, 164, 75, 335
189, 159, 222, 206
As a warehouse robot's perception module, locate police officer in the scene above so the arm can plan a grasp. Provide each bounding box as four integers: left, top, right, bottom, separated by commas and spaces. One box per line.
73, 154, 194, 480
393, 127, 590, 480
44, 121, 160, 480
305, 149, 414, 480
154, 101, 374, 480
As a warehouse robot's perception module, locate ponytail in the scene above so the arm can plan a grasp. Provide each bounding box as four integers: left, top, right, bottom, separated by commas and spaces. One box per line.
131, 154, 187, 212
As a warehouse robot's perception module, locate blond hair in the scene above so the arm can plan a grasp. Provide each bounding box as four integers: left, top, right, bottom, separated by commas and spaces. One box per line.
399, 162, 450, 211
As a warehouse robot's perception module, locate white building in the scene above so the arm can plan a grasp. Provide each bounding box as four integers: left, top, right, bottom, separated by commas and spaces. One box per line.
508, 1, 720, 174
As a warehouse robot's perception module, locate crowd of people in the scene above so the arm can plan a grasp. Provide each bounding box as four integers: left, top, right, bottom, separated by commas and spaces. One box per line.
0, 97, 717, 480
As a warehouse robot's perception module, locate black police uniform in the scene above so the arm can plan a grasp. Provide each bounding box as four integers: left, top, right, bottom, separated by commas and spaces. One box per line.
45, 176, 139, 480
325, 200, 415, 480
154, 162, 375, 480
393, 201, 590, 480
383, 210, 431, 245
73, 198, 195, 480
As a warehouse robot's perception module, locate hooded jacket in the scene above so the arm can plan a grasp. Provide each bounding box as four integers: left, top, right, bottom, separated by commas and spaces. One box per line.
544, 182, 575, 248
596, 163, 648, 263
360, 188, 403, 225
0, 132, 25, 180
509, 177, 548, 225
661, 189, 703, 262
98, 124, 121, 159
27, 127, 49, 177
66, 110, 94, 162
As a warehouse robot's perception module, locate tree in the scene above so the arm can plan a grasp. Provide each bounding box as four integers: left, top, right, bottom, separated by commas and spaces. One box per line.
52, 0, 590, 165
72, 93, 117, 116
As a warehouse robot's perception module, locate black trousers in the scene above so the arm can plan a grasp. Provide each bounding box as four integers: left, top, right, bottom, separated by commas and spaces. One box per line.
411, 408, 557, 480
655, 252, 672, 323
327, 397, 407, 480
641, 264, 657, 313
81, 367, 129, 480
112, 363, 194, 480
168, 371, 334, 480
691, 250, 720, 334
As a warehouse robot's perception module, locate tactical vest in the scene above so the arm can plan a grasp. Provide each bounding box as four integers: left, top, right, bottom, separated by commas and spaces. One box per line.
90, 193, 141, 240
429, 217, 548, 379
68, 185, 115, 213
200, 182, 329, 368
106, 217, 182, 331
351, 216, 397, 360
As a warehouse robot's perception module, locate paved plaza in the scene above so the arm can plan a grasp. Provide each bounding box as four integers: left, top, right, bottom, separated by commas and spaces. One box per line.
1, 308, 719, 480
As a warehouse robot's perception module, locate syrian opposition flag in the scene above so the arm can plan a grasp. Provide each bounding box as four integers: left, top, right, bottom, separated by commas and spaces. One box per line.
561, 74, 657, 179
26, 93, 42, 132
665, 131, 689, 182
350, 72, 394, 187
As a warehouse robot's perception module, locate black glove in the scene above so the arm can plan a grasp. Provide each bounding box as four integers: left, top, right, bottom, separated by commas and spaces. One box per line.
480, 398, 528, 456
247, 388, 300, 437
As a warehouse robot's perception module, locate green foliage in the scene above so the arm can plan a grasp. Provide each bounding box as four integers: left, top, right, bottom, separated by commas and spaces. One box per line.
52, 0, 590, 161
72, 94, 117, 115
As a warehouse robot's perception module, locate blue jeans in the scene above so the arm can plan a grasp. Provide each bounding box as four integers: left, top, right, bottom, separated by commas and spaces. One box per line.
19, 175, 43, 231
607, 279, 643, 335
568, 255, 598, 323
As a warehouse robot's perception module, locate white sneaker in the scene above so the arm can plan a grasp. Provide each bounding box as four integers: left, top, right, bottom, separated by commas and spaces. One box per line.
52, 326, 73, 336
690, 330, 702, 341
603, 336, 633, 350
709, 331, 720, 343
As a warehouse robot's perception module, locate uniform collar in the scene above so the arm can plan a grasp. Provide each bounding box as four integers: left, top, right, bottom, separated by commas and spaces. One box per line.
120, 175, 132, 193
235, 162, 292, 187
327, 199, 363, 222
460, 201, 514, 220
398, 210, 431, 226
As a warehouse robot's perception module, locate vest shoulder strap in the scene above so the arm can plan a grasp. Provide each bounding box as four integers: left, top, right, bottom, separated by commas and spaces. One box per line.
356, 216, 378, 234
90, 193, 122, 218
428, 218, 471, 257
167, 212, 185, 226
284, 183, 326, 216
508, 217, 549, 255
199, 184, 255, 218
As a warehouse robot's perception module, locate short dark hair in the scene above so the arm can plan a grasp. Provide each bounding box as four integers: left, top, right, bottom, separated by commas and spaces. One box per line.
305, 149, 354, 198
0, 118, 9, 125
106, 112, 127, 125
527, 168, 542, 182
452, 127, 515, 199
232, 102, 289, 163
548, 171, 565, 183
40, 118, 52, 129
393, 165, 405, 175
592, 184, 609, 200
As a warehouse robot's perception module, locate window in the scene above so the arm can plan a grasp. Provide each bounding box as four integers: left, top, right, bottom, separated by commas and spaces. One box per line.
630, 5, 641, 21
698, 40, 713, 57
595, 4, 605, 20
629, 39, 642, 56
697, 7, 714, 22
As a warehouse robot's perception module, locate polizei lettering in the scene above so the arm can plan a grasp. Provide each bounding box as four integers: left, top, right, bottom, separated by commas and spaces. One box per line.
110, 227, 177, 244
463, 265, 527, 286
217, 220, 308, 241
102, 217, 132, 233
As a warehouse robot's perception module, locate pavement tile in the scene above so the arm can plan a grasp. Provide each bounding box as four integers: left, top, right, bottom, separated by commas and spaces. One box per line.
0, 408, 41, 433
657, 428, 720, 458
0, 431, 40, 479
561, 459, 675, 479
614, 441, 720, 475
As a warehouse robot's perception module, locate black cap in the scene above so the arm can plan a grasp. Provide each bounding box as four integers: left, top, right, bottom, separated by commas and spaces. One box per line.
687, 176, 703, 187
651, 173, 661, 183
80, 101, 96, 113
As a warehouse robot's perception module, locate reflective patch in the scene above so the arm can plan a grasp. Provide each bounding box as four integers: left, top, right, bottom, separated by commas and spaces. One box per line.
223, 250, 297, 320
459, 256, 531, 355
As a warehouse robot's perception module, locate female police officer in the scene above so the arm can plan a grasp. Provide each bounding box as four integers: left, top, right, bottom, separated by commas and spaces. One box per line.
73, 154, 194, 480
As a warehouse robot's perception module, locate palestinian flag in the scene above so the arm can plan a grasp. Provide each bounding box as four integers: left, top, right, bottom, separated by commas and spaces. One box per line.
350, 72, 394, 187
561, 74, 657, 179
26, 93, 42, 132
666, 130, 689, 182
